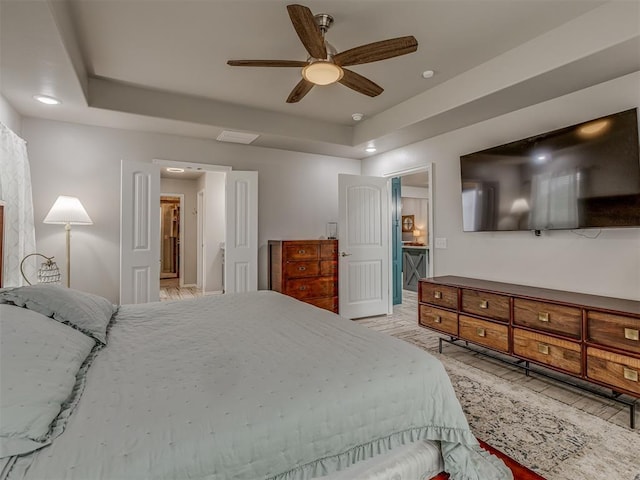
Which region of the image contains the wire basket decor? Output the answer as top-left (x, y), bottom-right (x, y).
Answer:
top-left (20, 253), bottom-right (62, 285)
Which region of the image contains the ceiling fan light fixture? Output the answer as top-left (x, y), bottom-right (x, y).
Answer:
top-left (302, 61), bottom-right (343, 85)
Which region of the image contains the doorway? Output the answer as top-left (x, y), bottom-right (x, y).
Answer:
top-left (384, 165), bottom-right (434, 308)
top-left (160, 196), bottom-right (181, 281)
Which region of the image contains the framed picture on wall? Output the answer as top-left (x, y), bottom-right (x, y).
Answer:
top-left (401, 215), bottom-right (414, 232)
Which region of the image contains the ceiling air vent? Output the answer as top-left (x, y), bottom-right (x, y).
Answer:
top-left (216, 131), bottom-right (260, 144)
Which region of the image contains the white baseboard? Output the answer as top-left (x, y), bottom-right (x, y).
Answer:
top-left (205, 290), bottom-right (223, 296)
top-left (182, 283), bottom-right (197, 288)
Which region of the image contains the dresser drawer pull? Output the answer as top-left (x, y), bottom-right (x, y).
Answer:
top-left (433, 315), bottom-right (442, 324)
top-left (538, 312), bottom-right (550, 322)
top-left (623, 367), bottom-right (638, 382)
top-left (624, 328), bottom-right (639, 341)
top-left (298, 286), bottom-right (308, 291)
top-left (479, 300), bottom-right (489, 309)
top-left (476, 327), bottom-right (486, 337)
top-left (537, 343), bottom-right (550, 355)
top-left (297, 249), bottom-right (306, 254)
top-left (298, 266), bottom-right (306, 271)
top-left (434, 291), bottom-right (442, 299)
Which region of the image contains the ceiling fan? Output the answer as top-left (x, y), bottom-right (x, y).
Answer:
top-left (227, 4), bottom-right (418, 103)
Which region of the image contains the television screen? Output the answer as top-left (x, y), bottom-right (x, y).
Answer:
top-left (460, 108), bottom-right (640, 232)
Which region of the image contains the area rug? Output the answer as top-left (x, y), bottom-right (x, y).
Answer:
top-left (357, 318), bottom-right (640, 480)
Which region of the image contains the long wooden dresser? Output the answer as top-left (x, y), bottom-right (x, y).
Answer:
top-left (268, 240), bottom-right (338, 313)
top-left (418, 276), bottom-right (639, 426)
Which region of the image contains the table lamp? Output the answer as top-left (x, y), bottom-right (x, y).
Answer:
top-left (43, 195), bottom-right (93, 288)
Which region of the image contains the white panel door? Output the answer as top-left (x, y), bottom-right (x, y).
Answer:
top-left (120, 160), bottom-right (160, 304)
top-left (338, 174), bottom-right (390, 319)
top-left (224, 171), bottom-right (258, 293)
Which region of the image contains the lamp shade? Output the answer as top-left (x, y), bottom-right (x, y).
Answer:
top-left (302, 61), bottom-right (344, 85)
top-left (43, 196), bottom-right (93, 225)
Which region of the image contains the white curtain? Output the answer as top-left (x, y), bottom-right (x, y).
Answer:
top-left (0, 122), bottom-right (37, 286)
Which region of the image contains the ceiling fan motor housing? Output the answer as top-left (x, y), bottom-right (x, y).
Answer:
top-left (314, 13), bottom-right (333, 34)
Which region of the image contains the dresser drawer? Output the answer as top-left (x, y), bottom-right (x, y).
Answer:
top-left (514, 299), bottom-right (581, 339)
top-left (419, 305), bottom-right (458, 336)
top-left (587, 347), bottom-right (640, 396)
top-left (284, 244), bottom-right (319, 261)
top-left (459, 315), bottom-right (509, 353)
top-left (461, 289), bottom-right (510, 322)
top-left (320, 242), bottom-right (338, 259)
top-left (306, 296), bottom-right (338, 313)
top-left (420, 283), bottom-right (457, 310)
top-left (587, 311), bottom-right (640, 355)
top-left (284, 261), bottom-right (319, 278)
top-left (513, 328), bottom-right (582, 375)
top-left (320, 260), bottom-right (338, 276)
top-left (285, 277), bottom-right (336, 299)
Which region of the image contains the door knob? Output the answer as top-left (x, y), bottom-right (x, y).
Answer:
top-left (340, 252), bottom-right (352, 257)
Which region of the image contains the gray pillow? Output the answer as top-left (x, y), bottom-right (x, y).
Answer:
top-left (0, 285), bottom-right (116, 344)
top-left (0, 304), bottom-right (96, 458)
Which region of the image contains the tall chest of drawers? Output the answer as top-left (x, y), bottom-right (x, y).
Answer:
top-left (268, 240), bottom-right (339, 313)
top-left (418, 276), bottom-right (640, 425)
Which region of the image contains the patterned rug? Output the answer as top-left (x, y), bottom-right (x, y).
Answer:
top-left (357, 316), bottom-right (640, 480)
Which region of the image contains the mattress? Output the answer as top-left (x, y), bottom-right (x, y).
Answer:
top-left (2, 290), bottom-right (510, 480)
top-left (325, 440), bottom-right (443, 480)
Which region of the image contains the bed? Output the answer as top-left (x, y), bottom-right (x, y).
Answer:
top-left (0, 285), bottom-right (511, 480)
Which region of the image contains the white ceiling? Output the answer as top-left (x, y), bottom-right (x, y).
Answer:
top-left (2, 0), bottom-right (639, 159)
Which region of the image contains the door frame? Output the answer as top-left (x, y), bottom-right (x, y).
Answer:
top-left (196, 189), bottom-right (205, 293)
top-left (160, 193), bottom-right (185, 286)
top-left (381, 163), bottom-right (434, 309)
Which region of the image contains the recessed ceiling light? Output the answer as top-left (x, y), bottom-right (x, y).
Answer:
top-left (352, 113), bottom-right (364, 121)
top-left (33, 94), bottom-right (61, 105)
top-left (365, 146), bottom-right (377, 153)
top-left (166, 167), bottom-right (185, 173)
top-left (421, 70), bottom-right (435, 79)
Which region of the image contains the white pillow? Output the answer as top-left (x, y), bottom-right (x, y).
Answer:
top-left (0, 304), bottom-right (95, 458)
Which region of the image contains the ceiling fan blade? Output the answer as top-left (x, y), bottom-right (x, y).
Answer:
top-left (286, 78), bottom-right (314, 103)
top-left (227, 60), bottom-right (308, 67)
top-left (339, 69), bottom-right (383, 97)
top-left (287, 4), bottom-right (327, 60)
top-left (333, 36), bottom-right (418, 66)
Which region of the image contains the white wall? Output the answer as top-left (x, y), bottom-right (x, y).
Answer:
top-left (363, 72), bottom-right (640, 301)
top-left (23, 118), bottom-right (361, 303)
top-left (160, 177), bottom-right (199, 285)
top-left (0, 94), bottom-right (21, 133)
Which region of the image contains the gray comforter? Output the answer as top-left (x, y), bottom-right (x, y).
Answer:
top-left (6, 291), bottom-right (510, 480)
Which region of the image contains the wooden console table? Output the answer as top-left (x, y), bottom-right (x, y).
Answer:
top-left (418, 276), bottom-right (639, 427)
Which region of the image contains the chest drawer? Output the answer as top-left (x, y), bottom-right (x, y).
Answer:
top-left (306, 296), bottom-right (338, 313)
top-left (420, 283), bottom-right (457, 310)
top-left (284, 244), bottom-right (319, 261)
top-left (459, 315), bottom-right (509, 353)
top-left (461, 289), bottom-right (510, 322)
top-left (514, 299), bottom-right (581, 339)
top-left (320, 260), bottom-right (338, 276)
top-left (284, 261), bottom-right (319, 278)
top-left (587, 347), bottom-right (640, 396)
top-left (513, 328), bottom-right (582, 375)
top-left (285, 277), bottom-right (336, 299)
top-left (587, 311), bottom-right (640, 355)
top-left (320, 242), bottom-right (338, 259)
top-left (419, 305), bottom-right (458, 336)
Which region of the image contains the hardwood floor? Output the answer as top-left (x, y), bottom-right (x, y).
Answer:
top-left (159, 278), bottom-right (203, 301)
top-left (378, 290), bottom-right (637, 430)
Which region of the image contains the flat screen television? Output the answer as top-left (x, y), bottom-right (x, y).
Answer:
top-left (460, 108), bottom-right (640, 232)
